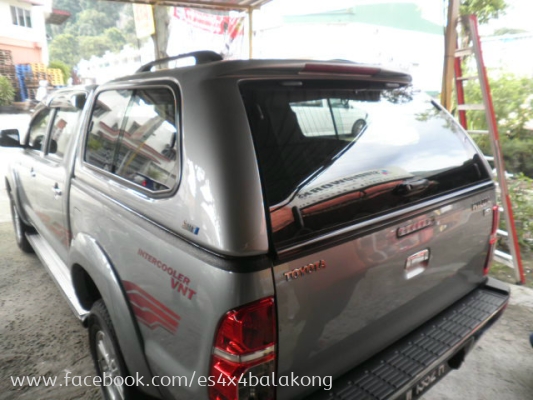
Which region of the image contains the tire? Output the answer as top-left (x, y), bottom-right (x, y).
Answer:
top-left (351, 119), bottom-right (367, 136)
top-left (88, 299), bottom-right (142, 400)
top-left (9, 197), bottom-right (34, 253)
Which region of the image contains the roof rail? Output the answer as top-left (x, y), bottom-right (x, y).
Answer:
top-left (136, 50), bottom-right (223, 73)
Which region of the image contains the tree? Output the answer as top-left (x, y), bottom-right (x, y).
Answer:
top-left (460, 0), bottom-right (508, 24)
top-left (0, 76), bottom-right (15, 106)
top-left (103, 28), bottom-right (127, 53)
top-left (465, 73), bottom-right (533, 176)
top-left (153, 6), bottom-right (171, 59)
top-left (49, 33), bottom-right (80, 67)
top-left (74, 9), bottom-right (112, 36)
top-left (46, 0), bottom-right (138, 69)
top-left (79, 36), bottom-right (114, 60)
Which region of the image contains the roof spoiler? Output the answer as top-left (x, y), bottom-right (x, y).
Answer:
top-left (137, 50), bottom-right (223, 73)
top-left (300, 62), bottom-right (412, 84)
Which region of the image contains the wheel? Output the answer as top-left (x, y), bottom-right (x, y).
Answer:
top-left (351, 119), bottom-right (367, 136)
top-left (88, 300), bottom-right (140, 400)
top-left (9, 197), bottom-right (34, 253)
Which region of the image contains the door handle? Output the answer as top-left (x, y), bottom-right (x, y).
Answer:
top-left (30, 167), bottom-right (36, 177)
top-left (405, 249), bottom-right (430, 279)
top-left (52, 183), bottom-right (62, 198)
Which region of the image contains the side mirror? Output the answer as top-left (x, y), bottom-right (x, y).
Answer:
top-left (0, 129), bottom-right (21, 147)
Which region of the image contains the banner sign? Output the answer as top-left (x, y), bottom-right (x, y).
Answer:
top-left (168, 7), bottom-right (246, 59)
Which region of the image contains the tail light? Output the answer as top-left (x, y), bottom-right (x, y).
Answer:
top-left (301, 63), bottom-right (380, 76)
top-left (209, 297), bottom-right (276, 400)
top-left (483, 205), bottom-right (500, 276)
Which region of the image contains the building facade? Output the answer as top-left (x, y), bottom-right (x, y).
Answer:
top-left (0, 0), bottom-right (51, 64)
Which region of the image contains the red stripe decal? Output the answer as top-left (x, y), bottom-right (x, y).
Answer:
top-left (123, 280), bottom-right (180, 334)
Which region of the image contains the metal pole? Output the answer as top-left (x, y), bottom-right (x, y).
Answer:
top-left (248, 7), bottom-right (253, 59)
top-left (152, 5), bottom-right (160, 59)
top-left (441, 0), bottom-right (459, 110)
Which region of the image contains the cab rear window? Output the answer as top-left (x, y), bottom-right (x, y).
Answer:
top-left (240, 82), bottom-right (490, 249)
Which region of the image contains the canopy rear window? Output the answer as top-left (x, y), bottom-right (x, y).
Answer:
top-left (240, 81), bottom-right (490, 249)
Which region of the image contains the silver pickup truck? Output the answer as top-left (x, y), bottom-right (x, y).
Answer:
top-left (1, 51), bottom-right (509, 400)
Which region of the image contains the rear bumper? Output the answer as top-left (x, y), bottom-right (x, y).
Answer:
top-left (305, 277), bottom-right (509, 400)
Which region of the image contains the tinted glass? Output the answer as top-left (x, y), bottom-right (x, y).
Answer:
top-left (114, 88), bottom-right (178, 191)
top-left (241, 83), bottom-right (490, 248)
top-left (27, 109), bottom-right (52, 151)
top-left (48, 108), bottom-right (81, 159)
top-left (291, 99), bottom-right (367, 137)
top-left (85, 90), bottom-right (131, 171)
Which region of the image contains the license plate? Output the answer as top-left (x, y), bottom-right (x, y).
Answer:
top-left (404, 362), bottom-right (450, 400)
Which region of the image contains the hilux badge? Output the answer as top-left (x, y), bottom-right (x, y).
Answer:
top-left (397, 218), bottom-right (434, 238)
top-left (284, 260), bottom-right (326, 281)
top-left (472, 198), bottom-right (491, 211)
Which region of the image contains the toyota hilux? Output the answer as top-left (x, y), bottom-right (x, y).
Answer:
top-left (1, 51), bottom-right (509, 400)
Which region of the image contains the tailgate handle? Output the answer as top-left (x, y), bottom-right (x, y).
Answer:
top-left (405, 249), bottom-right (430, 279)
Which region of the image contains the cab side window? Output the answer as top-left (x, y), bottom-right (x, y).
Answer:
top-left (85, 90), bottom-right (131, 171)
top-left (48, 108), bottom-right (82, 159)
top-left (27, 109), bottom-right (52, 151)
top-left (114, 88), bottom-right (178, 191)
top-left (84, 86), bottom-right (180, 193)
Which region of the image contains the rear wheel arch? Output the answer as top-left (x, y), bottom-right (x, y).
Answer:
top-left (69, 234), bottom-right (162, 398)
top-left (72, 264), bottom-right (102, 313)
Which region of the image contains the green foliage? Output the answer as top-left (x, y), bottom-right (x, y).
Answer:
top-left (78, 36), bottom-right (113, 60)
top-left (46, 0), bottom-right (135, 68)
top-left (464, 73), bottom-right (533, 176)
top-left (499, 174), bottom-right (533, 251)
top-left (493, 27), bottom-right (527, 36)
top-left (49, 33), bottom-right (80, 67)
top-left (74, 9), bottom-right (111, 36)
top-left (0, 76), bottom-right (15, 106)
top-left (466, 74), bottom-right (533, 138)
top-left (463, 72), bottom-right (533, 252)
top-left (103, 28), bottom-right (127, 52)
top-left (460, 0), bottom-right (508, 24)
top-left (49, 60), bottom-right (71, 85)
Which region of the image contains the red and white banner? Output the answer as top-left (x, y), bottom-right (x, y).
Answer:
top-left (168, 7), bottom-right (246, 59)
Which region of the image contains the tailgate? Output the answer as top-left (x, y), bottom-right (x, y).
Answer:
top-left (274, 189), bottom-right (494, 399)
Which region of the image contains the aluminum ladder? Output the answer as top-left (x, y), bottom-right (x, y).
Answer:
top-left (453, 14), bottom-right (525, 284)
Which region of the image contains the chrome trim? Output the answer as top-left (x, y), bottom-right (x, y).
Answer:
top-left (279, 181), bottom-right (494, 255)
top-left (213, 345), bottom-right (276, 364)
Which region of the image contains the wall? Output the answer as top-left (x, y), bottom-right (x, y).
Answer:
top-left (77, 42), bottom-right (155, 85)
top-left (0, 0), bottom-right (50, 64)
